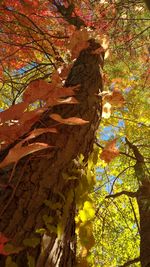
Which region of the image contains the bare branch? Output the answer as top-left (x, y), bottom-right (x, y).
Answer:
top-left (52, 0), bottom-right (85, 29)
top-left (129, 198), bottom-right (140, 234)
top-left (119, 256), bottom-right (140, 267)
top-left (125, 137), bottom-right (144, 162)
top-left (106, 190), bottom-right (137, 199)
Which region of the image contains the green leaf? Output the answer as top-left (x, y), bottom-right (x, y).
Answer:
top-left (79, 201), bottom-right (95, 223)
top-left (5, 256), bottom-right (18, 267)
top-left (35, 228), bottom-right (46, 235)
top-left (23, 237), bottom-right (40, 248)
top-left (43, 215), bottom-right (53, 224)
top-left (27, 254), bottom-right (35, 267)
top-left (44, 200), bottom-right (62, 210)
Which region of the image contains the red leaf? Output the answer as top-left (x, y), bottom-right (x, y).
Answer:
top-left (50, 114), bottom-right (89, 125)
top-left (0, 233), bottom-right (9, 255)
top-left (0, 233), bottom-right (8, 244)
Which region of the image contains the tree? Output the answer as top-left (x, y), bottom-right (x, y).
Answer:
top-left (90, 9), bottom-right (149, 265)
top-left (0, 1), bottom-right (149, 267)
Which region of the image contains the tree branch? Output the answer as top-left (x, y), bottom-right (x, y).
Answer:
top-left (119, 256), bottom-right (140, 267)
top-left (129, 198), bottom-right (140, 234)
top-left (52, 0), bottom-right (85, 29)
top-left (106, 190), bottom-right (137, 199)
top-left (125, 137), bottom-right (144, 162)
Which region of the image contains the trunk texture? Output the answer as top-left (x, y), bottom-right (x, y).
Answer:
top-left (125, 138), bottom-right (150, 267)
top-left (137, 180), bottom-right (150, 267)
top-left (0, 40), bottom-right (104, 266)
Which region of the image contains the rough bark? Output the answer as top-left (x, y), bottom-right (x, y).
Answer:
top-left (0, 40), bottom-right (104, 267)
top-left (137, 181), bottom-right (150, 267)
top-left (125, 138), bottom-right (150, 267)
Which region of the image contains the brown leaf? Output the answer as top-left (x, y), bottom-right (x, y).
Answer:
top-left (0, 124), bottom-right (22, 145)
top-left (68, 29), bottom-right (89, 58)
top-left (56, 97), bottom-right (78, 105)
top-left (0, 109), bottom-right (49, 149)
top-left (25, 127), bottom-right (57, 140)
top-left (23, 80), bottom-right (53, 103)
top-left (100, 139), bottom-right (119, 163)
top-left (20, 108), bottom-right (46, 125)
top-left (50, 114), bottom-right (89, 125)
top-left (103, 91), bottom-right (125, 107)
top-left (0, 102), bottom-right (28, 123)
top-left (58, 65), bottom-right (72, 80)
top-left (0, 142), bottom-right (50, 168)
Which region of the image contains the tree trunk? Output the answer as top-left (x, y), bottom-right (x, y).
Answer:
top-left (0, 40), bottom-right (104, 267)
top-left (126, 139), bottom-right (150, 267)
top-left (137, 180), bottom-right (150, 267)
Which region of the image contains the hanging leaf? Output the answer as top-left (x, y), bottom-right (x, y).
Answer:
top-left (20, 108), bottom-right (46, 126)
top-left (23, 80), bottom-right (53, 103)
top-left (79, 201), bottom-right (95, 223)
top-left (0, 142), bottom-right (50, 169)
top-left (100, 138), bottom-right (119, 163)
top-left (0, 102), bottom-right (28, 123)
top-left (25, 127), bottom-right (58, 140)
top-left (50, 114), bottom-right (89, 125)
top-left (103, 91), bottom-right (125, 107)
top-left (68, 29), bottom-right (89, 58)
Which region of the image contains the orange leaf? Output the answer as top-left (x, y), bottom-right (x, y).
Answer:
top-left (68, 29), bottom-right (89, 58)
top-left (103, 91), bottom-right (125, 107)
top-left (58, 65), bottom-right (72, 80)
top-left (0, 109), bottom-right (49, 149)
top-left (50, 114), bottom-right (89, 125)
top-left (69, 29), bottom-right (89, 51)
top-left (0, 142), bottom-right (50, 168)
top-left (100, 139), bottom-right (119, 163)
top-left (23, 80), bottom-right (53, 103)
top-left (0, 102), bottom-right (28, 123)
top-left (0, 124), bottom-right (22, 145)
top-left (20, 108), bottom-right (46, 125)
top-left (25, 127), bottom-right (57, 141)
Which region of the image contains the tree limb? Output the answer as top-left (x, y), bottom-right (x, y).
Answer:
top-left (125, 137), bottom-right (144, 162)
top-left (119, 256), bottom-right (140, 267)
top-left (106, 190), bottom-right (137, 199)
top-left (52, 0), bottom-right (86, 29)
